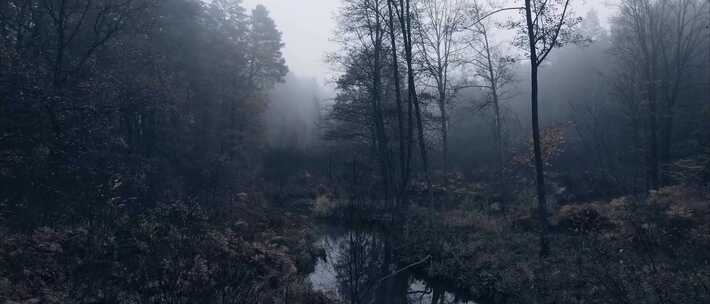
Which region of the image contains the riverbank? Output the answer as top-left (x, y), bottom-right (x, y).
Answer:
top-left (318, 182), bottom-right (710, 304)
top-left (0, 192), bottom-right (333, 303)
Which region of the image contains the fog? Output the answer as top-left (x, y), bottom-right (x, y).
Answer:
top-left (242, 0), bottom-right (341, 81)
top-left (242, 0), bottom-right (619, 79)
top-left (2, 0), bottom-right (709, 303)
top-left (248, 0), bottom-right (625, 154)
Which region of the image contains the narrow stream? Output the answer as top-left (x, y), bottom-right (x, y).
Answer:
top-left (308, 224), bottom-right (476, 304)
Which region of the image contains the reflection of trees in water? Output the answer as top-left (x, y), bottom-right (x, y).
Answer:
top-left (334, 230), bottom-right (383, 304)
top-left (327, 229), bottom-right (472, 304)
top-left (408, 280), bottom-right (467, 304)
top-left (332, 230), bottom-right (409, 304)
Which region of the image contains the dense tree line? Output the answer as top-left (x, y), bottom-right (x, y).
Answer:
top-left (325, 0), bottom-right (710, 254)
top-left (1, 0), bottom-right (287, 228)
top-left (0, 1), bottom-right (339, 302)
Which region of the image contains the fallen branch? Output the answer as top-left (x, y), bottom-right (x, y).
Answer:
top-left (364, 255), bottom-right (433, 304)
top-left (377, 255), bottom-right (432, 283)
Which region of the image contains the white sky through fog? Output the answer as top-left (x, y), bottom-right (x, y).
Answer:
top-left (241, 0), bottom-right (619, 83)
top-left (241, 0), bottom-right (342, 84)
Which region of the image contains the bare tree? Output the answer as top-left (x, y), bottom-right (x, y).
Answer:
top-left (466, 1), bottom-right (516, 192)
top-left (332, 0), bottom-right (396, 203)
top-left (656, 0), bottom-right (707, 182)
top-left (386, 0), bottom-right (411, 204)
top-left (612, 0), bottom-right (708, 189)
top-left (413, 0), bottom-right (468, 183)
top-left (35, 0), bottom-right (143, 87)
top-left (396, 0), bottom-right (432, 191)
top-left (519, 0), bottom-right (581, 257)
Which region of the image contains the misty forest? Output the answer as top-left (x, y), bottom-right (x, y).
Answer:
top-left (1, 0), bottom-right (710, 303)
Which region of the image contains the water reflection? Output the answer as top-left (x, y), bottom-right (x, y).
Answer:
top-left (309, 226), bottom-right (476, 304)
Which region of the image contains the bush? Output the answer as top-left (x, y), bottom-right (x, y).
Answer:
top-left (0, 201), bottom-right (318, 303)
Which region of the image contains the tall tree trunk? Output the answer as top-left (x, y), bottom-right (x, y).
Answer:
top-left (387, 0), bottom-right (408, 205)
top-left (492, 88), bottom-right (503, 188)
top-left (371, 0), bottom-right (393, 203)
top-left (396, 0), bottom-right (415, 190)
top-left (647, 49), bottom-right (660, 190)
top-left (438, 89), bottom-right (449, 185)
top-left (483, 27), bottom-right (504, 193)
top-left (402, 0), bottom-right (431, 191)
top-left (407, 77), bottom-right (414, 186)
top-left (525, 0), bottom-right (550, 258)
top-left (531, 63), bottom-right (550, 258)
top-left (660, 106), bottom-right (674, 184)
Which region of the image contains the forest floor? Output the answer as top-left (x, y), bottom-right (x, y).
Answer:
top-left (0, 183), bottom-right (334, 303)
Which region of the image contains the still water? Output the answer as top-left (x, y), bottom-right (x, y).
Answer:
top-left (308, 224), bottom-right (476, 304)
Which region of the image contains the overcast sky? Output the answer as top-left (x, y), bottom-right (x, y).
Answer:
top-left (241, 0), bottom-right (341, 83)
top-left (241, 0), bottom-right (619, 84)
